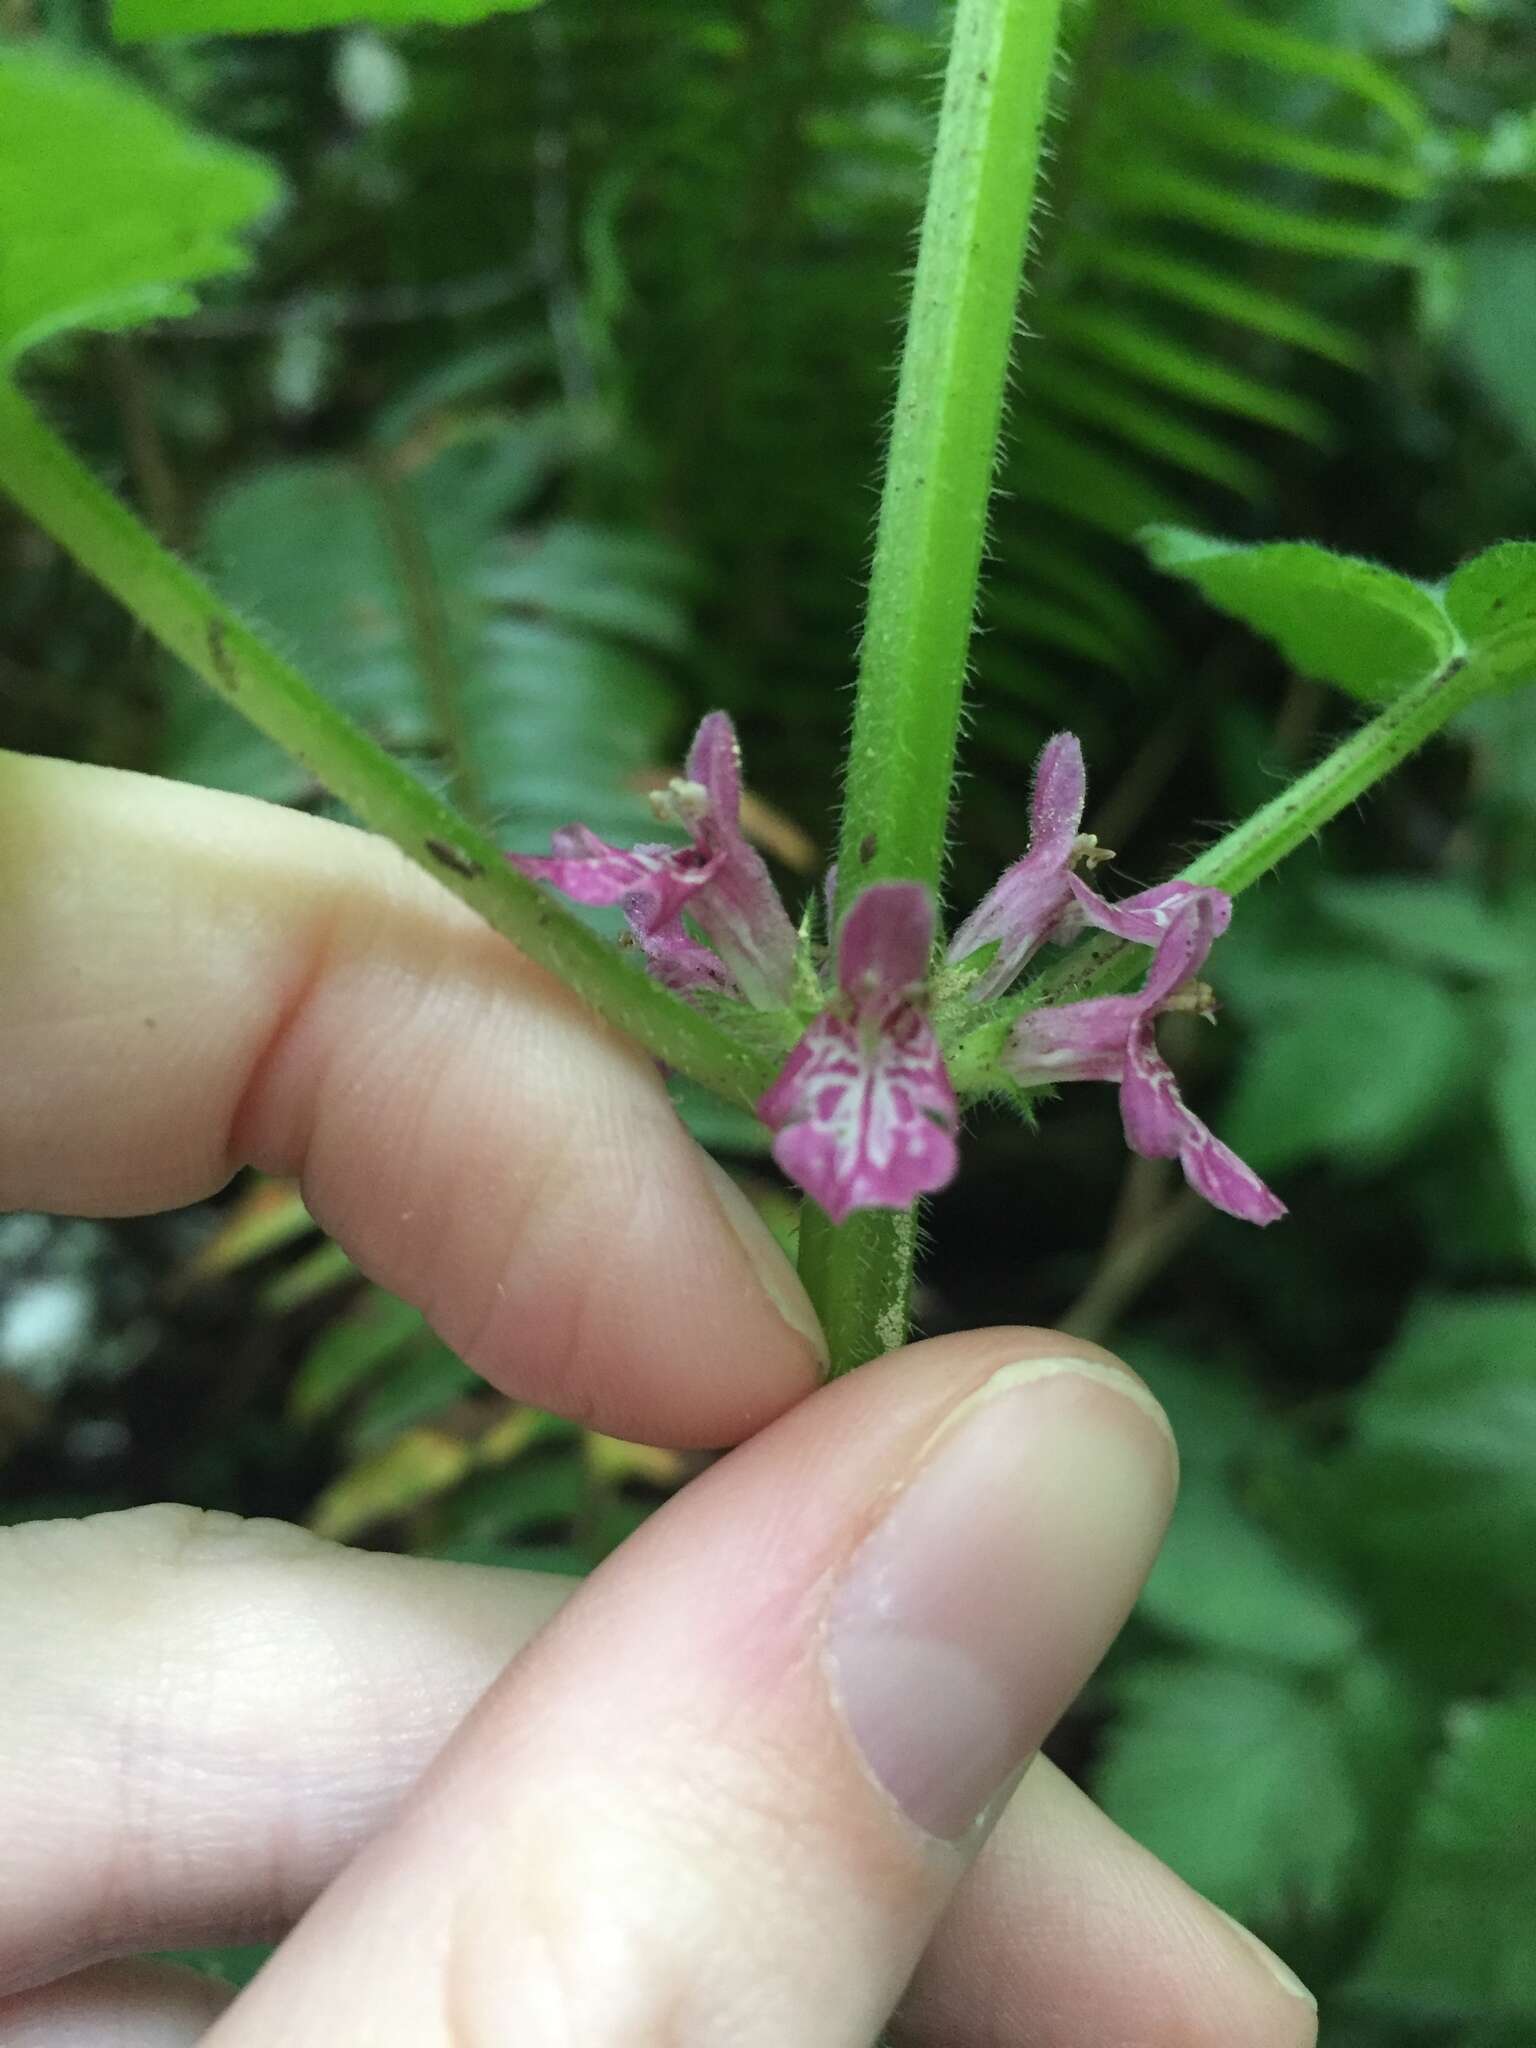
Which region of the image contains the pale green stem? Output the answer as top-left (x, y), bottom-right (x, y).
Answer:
top-left (802, 0), bottom-right (1067, 1375)
top-left (0, 380), bottom-right (782, 1106)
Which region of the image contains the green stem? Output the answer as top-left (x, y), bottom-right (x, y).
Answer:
top-left (836, 0), bottom-right (1064, 910)
top-left (1183, 654), bottom-right (1489, 893)
top-left (802, 0), bottom-right (1066, 1373)
top-left (960, 650), bottom-right (1493, 1061)
top-left (797, 1202), bottom-right (918, 1376)
top-left (0, 380), bottom-right (781, 1107)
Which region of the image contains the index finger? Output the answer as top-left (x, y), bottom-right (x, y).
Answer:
top-left (0, 751), bottom-right (824, 1445)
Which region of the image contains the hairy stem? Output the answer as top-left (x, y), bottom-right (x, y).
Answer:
top-left (801, 0), bottom-right (1066, 1373)
top-left (798, 1203), bottom-right (919, 1378)
top-left (836, 0), bottom-right (1063, 911)
top-left (0, 380), bottom-right (780, 1105)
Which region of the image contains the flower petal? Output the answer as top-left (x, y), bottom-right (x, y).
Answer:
top-left (637, 919), bottom-right (738, 998)
top-left (1121, 1023), bottom-right (1285, 1225)
top-left (1030, 731), bottom-right (1089, 862)
top-left (663, 712), bottom-right (798, 1007)
top-left (689, 833), bottom-right (799, 1008)
top-left (1136, 890), bottom-right (1226, 1006)
top-left (1064, 874), bottom-right (1233, 952)
top-left (1001, 995), bottom-right (1141, 1086)
top-left (837, 880), bottom-right (935, 1000)
top-left (511, 711), bottom-right (799, 1009)
top-left (686, 710), bottom-right (745, 824)
top-left (758, 1007), bottom-right (958, 1224)
top-left (509, 835), bottom-right (710, 931)
top-left (947, 735), bottom-right (1087, 1001)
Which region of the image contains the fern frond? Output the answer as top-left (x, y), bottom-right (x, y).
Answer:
top-left (1075, 242), bottom-right (1368, 370)
top-left (1130, 0), bottom-right (1428, 140)
top-left (1027, 357), bottom-right (1272, 499)
top-left (979, 0), bottom-right (1437, 708)
top-left (1010, 416), bottom-right (1189, 537)
top-left (997, 533), bottom-right (1174, 665)
top-left (450, 1), bottom-right (1445, 841)
top-left (1039, 303), bottom-right (1334, 442)
top-left (1100, 159), bottom-right (1418, 266)
top-left (1111, 74), bottom-right (1430, 198)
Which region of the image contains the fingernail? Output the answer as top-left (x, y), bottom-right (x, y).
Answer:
top-left (703, 1156), bottom-right (828, 1368)
top-left (826, 1355), bottom-right (1175, 1841)
top-left (1215, 1909), bottom-right (1318, 2011)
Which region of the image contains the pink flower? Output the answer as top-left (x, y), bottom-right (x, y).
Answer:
top-left (1002, 891), bottom-right (1284, 1226)
top-left (758, 883), bottom-right (959, 1225)
top-left (947, 733), bottom-right (1104, 999)
top-left (509, 712), bottom-right (798, 1008)
top-left (1058, 873), bottom-right (1231, 950)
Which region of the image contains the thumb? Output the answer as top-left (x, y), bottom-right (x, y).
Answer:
top-left (205, 1330), bottom-right (1176, 2048)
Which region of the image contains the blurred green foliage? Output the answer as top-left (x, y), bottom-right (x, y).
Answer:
top-left (2, 0), bottom-right (1535, 2038)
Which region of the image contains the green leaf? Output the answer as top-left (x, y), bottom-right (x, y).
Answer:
top-left (0, 47), bottom-right (279, 366)
top-left (1140, 1477), bottom-right (1361, 1671)
top-left (427, 1453), bottom-right (587, 1549)
top-left (1316, 878), bottom-right (1527, 979)
top-left (1445, 542), bottom-right (1536, 691)
top-left (288, 1290), bottom-right (426, 1426)
top-left (1371, 1296), bottom-right (1536, 1562)
top-left (1493, 995), bottom-right (1536, 1264)
top-left (115, 0), bottom-right (542, 36)
top-left (1143, 527), bottom-right (1457, 702)
top-left (156, 1948), bottom-right (272, 1989)
top-left (348, 1339), bottom-right (479, 1453)
top-left (1288, 1295), bottom-right (1536, 1684)
top-left (1096, 1661), bottom-right (1363, 1922)
top-left (1125, 1346), bottom-right (1361, 1669)
top-left (1447, 542), bottom-right (1536, 643)
top-left (1123, 1344), bottom-right (1264, 1472)
top-left (1223, 959), bottom-right (1472, 1170)
top-left (1354, 1701), bottom-right (1536, 2020)
top-left (1363, 1293), bottom-right (1536, 1473)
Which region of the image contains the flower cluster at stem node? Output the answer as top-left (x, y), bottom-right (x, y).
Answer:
top-left (510, 715), bottom-right (1284, 1231)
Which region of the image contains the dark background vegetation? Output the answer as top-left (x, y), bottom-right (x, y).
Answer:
top-left (2, 0), bottom-right (1535, 2035)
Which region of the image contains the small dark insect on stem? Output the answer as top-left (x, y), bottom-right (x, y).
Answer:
top-left (206, 619), bottom-right (238, 691)
top-left (424, 836), bottom-right (485, 881)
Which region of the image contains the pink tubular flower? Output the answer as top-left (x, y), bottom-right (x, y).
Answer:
top-left (509, 712), bottom-right (798, 1008)
top-left (1002, 892), bottom-right (1285, 1227)
top-left (758, 883), bottom-right (959, 1225)
top-left (946, 733), bottom-right (1102, 999)
top-left (1058, 873), bottom-right (1231, 950)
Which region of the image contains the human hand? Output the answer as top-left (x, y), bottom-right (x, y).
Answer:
top-left (0, 753), bottom-right (1317, 2046)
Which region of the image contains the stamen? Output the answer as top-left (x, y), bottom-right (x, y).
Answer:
top-left (1163, 979), bottom-right (1218, 1019)
top-left (1070, 833), bottom-right (1116, 870)
top-left (649, 776), bottom-right (710, 828)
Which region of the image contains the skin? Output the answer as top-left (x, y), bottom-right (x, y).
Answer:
top-left (0, 752), bottom-right (1318, 2046)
